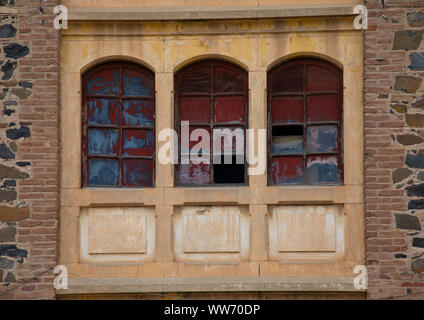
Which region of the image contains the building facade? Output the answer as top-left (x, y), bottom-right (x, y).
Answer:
top-left (0, 0), bottom-right (423, 299)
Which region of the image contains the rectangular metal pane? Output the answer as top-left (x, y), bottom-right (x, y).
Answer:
top-left (88, 99), bottom-right (119, 125)
top-left (212, 127), bottom-right (244, 155)
top-left (123, 129), bottom-right (154, 157)
top-left (122, 159), bottom-right (154, 187)
top-left (271, 97), bottom-right (303, 123)
top-left (123, 69), bottom-right (153, 97)
top-left (272, 135), bottom-right (303, 155)
top-left (306, 125), bottom-right (338, 153)
top-left (88, 129), bottom-right (119, 156)
top-left (181, 126), bottom-right (211, 156)
top-left (180, 97), bottom-right (211, 123)
top-left (306, 95), bottom-right (339, 122)
top-left (306, 155), bottom-right (339, 184)
top-left (306, 65), bottom-right (339, 92)
top-left (271, 65), bottom-right (303, 93)
top-left (88, 159), bottom-right (119, 186)
top-left (214, 97), bottom-right (245, 124)
top-left (179, 163), bottom-right (212, 185)
top-left (271, 156), bottom-right (303, 184)
top-left (87, 69), bottom-right (120, 95)
top-left (123, 100), bottom-right (154, 127)
top-left (179, 67), bottom-right (210, 93)
top-left (214, 67), bottom-right (245, 93)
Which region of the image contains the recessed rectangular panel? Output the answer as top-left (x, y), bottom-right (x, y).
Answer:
top-left (271, 65), bottom-right (303, 93)
top-left (306, 155), bottom-right (340, 184)
top-left (271, 156), bottom-right (303, 185)
top-left (179, 163), bottom-right (212, 185)
top-left (276, 209), bottom-right (336, 252)
top-left (123, 159), bottom-right (154, 187)
top-left (88, 159), bottom-right (119, 186)
top-left (122, 100), bottom-right (154, 127)
top-left (214, 97), bottom-right (245, 124)
top-left (182, 212), bottom-right (240, 253)
top-left (306, 125), bottom-right (338, 153)
top-left (179, 67), bottom-right (211, 93)
top-left (89, 215), bottom-right (146, 254)
top-left (306, 95), bottom-right (339, 122)
top-left (271, 97), bottom-right (303, 123)
top-left (87, 69), bottom-right (120, 95)
top-left (306, 65), bottom-right (339, 92)
top-left (123, 129), bottom-right (154, 157)
top-left (87, 99), bottom-right (119, 125)
top-left (88, 129), bottom-right (119, 155)
top-left (123, 69), bottom-right (153, 97)
top-left (180, 97), bottom-right (211, 123)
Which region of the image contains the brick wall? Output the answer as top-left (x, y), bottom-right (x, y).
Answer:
top-left (365, 0), bottom-right (424, 299)
top-left (0, 0), bottom-right (59, 299)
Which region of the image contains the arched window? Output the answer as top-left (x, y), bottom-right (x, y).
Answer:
top-left (268, 58), bottom-right (343, 185)
top-left (175, 60), bottom-right (248, 186)
top-left (82, 62), bottom-right (155, 187)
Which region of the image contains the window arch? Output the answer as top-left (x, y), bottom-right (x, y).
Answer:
top-left (175, 60), bottom-right (248, 186)
top-left (82, 61), bottom-right (155, 187)
top-left (267, 58), bottom-right (343, 185)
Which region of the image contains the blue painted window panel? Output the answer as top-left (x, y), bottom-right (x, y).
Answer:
top-left (306, 156), bottom-right (339, 184)
top-left (87, 69), bottom-right (120, 95)
top-left (122, 100), bottom-right (154, 127)
top-left (123, 69), bottom-right (153, 97)
top-left (89, 159), bottom-right (119, 186)
top-left (306, 125), bottom-right (338, 153)
top-left (87, 99), bottom-right (119, 125)
top-left (88, 129), bottom-right (119, 155)
top-left (123, 129), bottom-right (154, 157)
top-left (272, 136), bottom-right (303, 155)
top-left (123, 159), bottom-right (154, 187)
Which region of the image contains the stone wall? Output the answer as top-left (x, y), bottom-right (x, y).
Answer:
top-left (365, 0), bottom-right (424, 299)
top-left (0, 0), bottom-right (59, 299)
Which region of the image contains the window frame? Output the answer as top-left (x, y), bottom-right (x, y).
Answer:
top-left (174, 60), bottom-right (249, 187)
top-left (267, 58), bottom-right (344, 186)
top-left (81, 61), bottom-right (156, 188)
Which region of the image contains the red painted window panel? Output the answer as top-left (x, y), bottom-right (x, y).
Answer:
top-left (181, 126), bottom-right (212, 155)
top-left (271, 97), bottom-right (303, 123)
top-left (306, 95), bottom-right (339, 122)
top-left (175, 60), bottom-right (248, 186)
top-left (306, 65), bottom-right (340, 93)
top-left (122, 159), bottom-right (154, 187)
top-left (271, 156), bottom-right (304, 184)
top-left (270, 65), bottom-right (303, 93)
top-left (82, 62), bottom-right (155, 188)
top-left (214, 67), bottom-right (246, 93)
top-left (180, 97), bottom-right (211, 123)
top-left (268, 58), bottom-right (343, 185)
top-left (214, 97), bottom-right (245, 124)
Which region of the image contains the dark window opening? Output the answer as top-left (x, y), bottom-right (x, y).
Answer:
top-left (175, 60), bottom-right (248, 186)
top-left (214, 155), bottom-right (245, 184)
top-left (268, 58), bottom-right (343, 186)
top-left (82, 61), bottom-right (155, 188)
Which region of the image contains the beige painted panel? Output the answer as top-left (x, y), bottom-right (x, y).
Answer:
top-left (182, 211), bottom-right (241, 253)
top-left (276, 210), bottom-right (336, 252)
top-left (269, 205), bottom-right (345, 261)
top-left (80, 207), bottom-right (155, 262)
top-left (89, 215), bottom-right (147, 254)
top-left (174, 206), bottom-right (250, 262)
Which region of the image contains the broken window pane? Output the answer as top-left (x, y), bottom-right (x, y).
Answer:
top-left (272, 126), bottom-right (303, 155)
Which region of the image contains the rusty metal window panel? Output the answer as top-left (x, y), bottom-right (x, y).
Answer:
top-left (268, 58), bottom-right (343, 185)
top-left (82, 62), bottom-right (155, 188)
top-left (175, 60), bottom-right (248, 186)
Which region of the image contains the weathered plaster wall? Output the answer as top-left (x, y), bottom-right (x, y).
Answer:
top-left (0, 0), bottom-right (59, 299)
top-left (364, 0), bottom-right (424, 299)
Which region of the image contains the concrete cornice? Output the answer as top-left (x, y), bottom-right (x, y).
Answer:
top-left (67, 4), bottom-right (359, 21)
